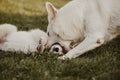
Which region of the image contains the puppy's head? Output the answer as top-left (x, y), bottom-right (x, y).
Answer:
top-left (49, 40), bottom-right (81, 55)
top-left (49, 42), bottom-right (68, 55)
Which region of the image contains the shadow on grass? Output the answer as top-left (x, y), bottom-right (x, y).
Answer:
top-left (0, 12), bottom-right (48, 31)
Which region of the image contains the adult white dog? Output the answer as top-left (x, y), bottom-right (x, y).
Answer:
top-left (46, 0), bottom-right (120, 60)
top-left (0, 24), bottom-right (48, 53)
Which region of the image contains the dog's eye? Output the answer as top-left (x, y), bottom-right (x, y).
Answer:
top-left (47, 32), bottom-right (50, 36)
top-left (56, 34), bottom-right (60, 37)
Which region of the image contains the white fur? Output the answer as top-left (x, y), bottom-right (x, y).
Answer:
top-left (46, 0), bottom-right (120, 60)
top-left (0, 24), bottom-right (48, 53)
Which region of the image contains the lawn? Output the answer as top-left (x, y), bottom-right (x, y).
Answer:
top-left (0, 0), bottom-right (120, 80)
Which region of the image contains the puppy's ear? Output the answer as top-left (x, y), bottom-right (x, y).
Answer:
top-left (46, 2), bottom-right (57, 22)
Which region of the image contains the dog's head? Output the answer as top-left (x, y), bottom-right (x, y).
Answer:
top-left (45, 2), bottom-right (84, 54)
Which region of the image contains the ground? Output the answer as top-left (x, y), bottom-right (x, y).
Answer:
top-left (0, 0), bottom-right (120, 80)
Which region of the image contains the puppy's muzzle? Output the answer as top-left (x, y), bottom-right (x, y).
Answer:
top-left (50, 42), bottom-right (68, 55)
top-left (53, 47), bottom-right (59, 52)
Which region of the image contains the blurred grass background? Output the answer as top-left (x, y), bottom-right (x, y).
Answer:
top-left (0, 0), bottom-right (120, 80)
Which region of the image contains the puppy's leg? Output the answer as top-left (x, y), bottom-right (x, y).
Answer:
top-left (0, 24), bottom-right (17, 42)
top-left (37, 39), bottom-right (43, 53)
top-left (58, 35), bottom-right (105, 60)
top-left (0, 34), bottom-right (7, 43)
top-left (37, 39), bottom-right (47, 53)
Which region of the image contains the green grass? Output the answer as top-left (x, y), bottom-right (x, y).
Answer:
top-left (0, 0), bottom-right (120, 80)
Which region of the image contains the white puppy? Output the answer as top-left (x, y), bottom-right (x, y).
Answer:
top-left (0, 24), bottom-right (48, 53)
top-left (46, 0), bottom-right (120, 60)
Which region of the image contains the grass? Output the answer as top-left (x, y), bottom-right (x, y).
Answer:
top-left (0, 0), bottom-right (120, 80)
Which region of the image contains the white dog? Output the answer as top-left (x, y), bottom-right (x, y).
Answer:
top-left (0, 24), bottom-right (48, 53)
top-left (46, 0), bottom-right (120, 60)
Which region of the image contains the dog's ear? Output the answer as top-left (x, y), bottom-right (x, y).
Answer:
top-left (46, 2), bottom-right (57, 22)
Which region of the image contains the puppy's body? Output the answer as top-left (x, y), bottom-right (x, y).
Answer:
top-left (0, 24), bottom-right (48, 53)
top-left (46, 0), bottom-right (120, 60)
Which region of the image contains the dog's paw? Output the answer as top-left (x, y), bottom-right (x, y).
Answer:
top-left (58, 55), bottom-right (70, 60)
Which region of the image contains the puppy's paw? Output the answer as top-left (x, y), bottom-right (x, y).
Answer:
top-left (37, 44), bottom-right (42, 52)
top-left (37, 39), bottom-right (44, 53)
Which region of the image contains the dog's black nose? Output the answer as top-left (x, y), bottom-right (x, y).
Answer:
top-left (53, 47), bottom-right (59, 52)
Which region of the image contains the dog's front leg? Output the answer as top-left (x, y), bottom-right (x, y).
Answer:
top-left (58, 35), bottom-right (105, 60)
